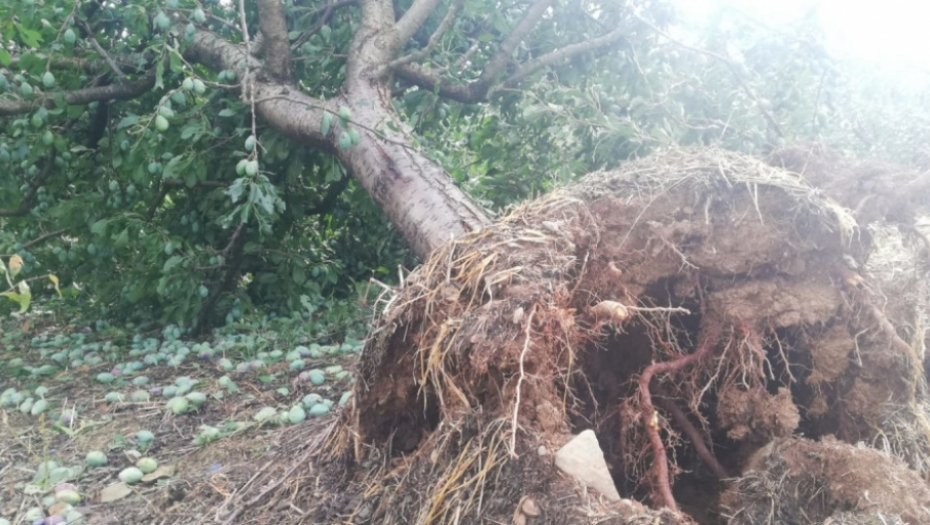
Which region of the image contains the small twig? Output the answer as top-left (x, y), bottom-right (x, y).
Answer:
top-left (0, 229), bottom-right (70, 258)
top-left (385, 0), bottom-right (464, 72)
top-left (632, 12), bottom-right (784, 138)
top-left (77, 20), bottom-right (126, 82)
top-left (509, 305), bottom-right (537, 458)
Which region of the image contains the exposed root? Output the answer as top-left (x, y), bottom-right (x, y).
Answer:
top-left (658, 395), bottom-right (730, 480)
top-left (637, 324), bottom-right (724, 510)
top-left (217, 147), bottom-right (930, 524)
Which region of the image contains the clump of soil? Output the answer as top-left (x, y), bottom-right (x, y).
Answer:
top-left (232, 147), bottom-right (930, 524)
top-left (723, 436), bottom-right (930, 524)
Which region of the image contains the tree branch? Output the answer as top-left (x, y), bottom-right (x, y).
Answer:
top-left (501, 27), bottom-right (628, 88)
top-left (77, 20), bottom-right (127, 82)
top-left (0, 152), bottom-right (56, 217)
top-left (391, 0), bottom-right (555, 103)
top-left (393, 63), bottom-right (480, 102)
top-left (195, 222), bottom-right (248, 331)
top-left (257, 0), bottom-right (292, 80)
top-left (392, 0), bottom-right (445, 51)
top-left (0, 71), bottom-right (155, 117)
top-left (185, 30), bottom-right (335, 152)
top-left (0, 229), bottom-right (72, 258)
top-left (162, 180), bottom-right (229, 189)
top-left (631, 12), bottom-right (785, 138)
top-left (9, 55), bottom-right (92, 70)
top-left (387, 0), bottom-right (463, 71)
top-left (475, 0), bottom-right (552, 88)
top-left (306, 176), bottom-right (351, 215)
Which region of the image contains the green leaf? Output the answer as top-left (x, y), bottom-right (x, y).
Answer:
top-left (91, 219), bottom-right (110, 237)
top-left (15, 23), bottom-right (43, 48)
top-left (1, 290), bottom-right (31, 313)
top-left (0, 49), bottom-right (10, 67)
top-left (117, 115), bottom-right (139, 130)
top-left (161, 155), bottom-right (189, 180)
top-left (163, 256), bottom-right (184, 273)
top-left (115, 228), bottom-right (130, 249)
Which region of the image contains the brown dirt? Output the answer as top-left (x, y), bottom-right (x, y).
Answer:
top-left (723, 436), bottom-right (930, 524)
top-left (225, 146), bottom-right (930, 524)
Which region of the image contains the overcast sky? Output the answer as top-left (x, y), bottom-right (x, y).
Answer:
top-left (674, 0), bottom-right (930, 84)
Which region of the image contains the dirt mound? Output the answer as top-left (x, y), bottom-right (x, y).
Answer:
top-left (228, 147), bottom-right (930, 524)
top-left (723, 436), bottom-right (930, 524)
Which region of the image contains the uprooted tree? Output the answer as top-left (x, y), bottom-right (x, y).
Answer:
top-left (249, 147), bottom-right (927, 525)
top-left (5, 0), bottom-right (926, 327)
top-left (3, 0), bottom-right (930, 522)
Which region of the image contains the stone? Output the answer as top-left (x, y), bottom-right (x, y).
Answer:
top-left (554, 429), bottom-right (620, 501)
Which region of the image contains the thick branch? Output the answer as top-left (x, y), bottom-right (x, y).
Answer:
top-left (257, 0), bottom-right (292, 79)
top-left (184, 30), bottom-right (334, 153)
top-left (392, 1), bottom-right (627, 104)
top-left (0, 71), bottom-right (155, 116)
top-left (476, 0), bottom-right (552, 88)
top-left (306, 176), bottom-right (351, 215)
top-left (502, 27), bottom-right (627, 88)
top-left (393, 63), bottom-right (481, 103)
top-left (388, 0), bottom-right (463, 71)
top-left (392, 0), bottom-right (445, 51)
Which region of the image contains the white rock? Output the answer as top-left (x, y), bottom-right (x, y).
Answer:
top-left (554, 429), bottom-right (620, 501)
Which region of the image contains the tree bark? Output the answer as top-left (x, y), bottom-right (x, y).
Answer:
top-left (333, 82), bottom-right (488, 258)
top-left (186, 22), bottom-right (488, 259)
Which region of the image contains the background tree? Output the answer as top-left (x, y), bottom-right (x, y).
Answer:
top-left (0, 0), bottom-right (926, 328)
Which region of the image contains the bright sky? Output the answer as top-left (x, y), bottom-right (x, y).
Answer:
top-left (675, 0), bottom-right (930, 84)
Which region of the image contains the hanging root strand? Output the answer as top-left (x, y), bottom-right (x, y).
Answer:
top-left (637, 324), bottom-right (724, 510)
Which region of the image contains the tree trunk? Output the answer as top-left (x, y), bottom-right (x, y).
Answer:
top-left (334, 83), bottom-right (488, 259)
top-left (187, 24), bottom-right (489, 260)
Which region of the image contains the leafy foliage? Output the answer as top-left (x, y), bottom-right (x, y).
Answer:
top-left (0, 0), bottom-right (926, 328)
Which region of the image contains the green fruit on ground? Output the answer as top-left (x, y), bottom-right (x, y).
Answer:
top-left (119, 467), bottom-right (144, 484)
top-left (309, 403), bottom-right (330, 416)
top-left (136, 457), bottom-right (158, 474)
top-left (166, 396), bottom-right (189, 414)
top-left (86, 451), bottom-right (107, 467)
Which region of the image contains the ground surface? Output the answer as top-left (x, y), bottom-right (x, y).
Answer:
top-left (0, 314), bottom-right (360, 525)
